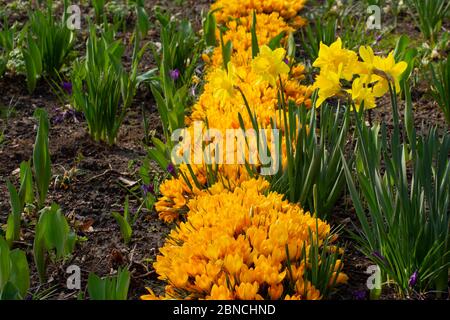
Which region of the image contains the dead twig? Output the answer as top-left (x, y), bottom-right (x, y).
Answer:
top-left (82, 164), bottom-right (113, 184)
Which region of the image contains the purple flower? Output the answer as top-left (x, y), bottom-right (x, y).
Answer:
top-left (52, 114), bottom-right (65, 125)
top-left (169, 69), bottom-right (180, 81)
top-left (284, 58), bottom-right (289, 65)
top-left (353, 290), bottom-right (367, 300)
top-left (141, 184), bottom-right (154, 196)
top-left (69, 109), bottom-right (83, 122)
top-left (167, 163), bottom-right (176, 177)
top-left (62, 81), bottom-right (72, 95)
top-left (376, 34), bottom-right (382, 43)
top-left (51, 108), bottom-right (83, 125)
top-left (372, 251), bottom-right (386, 263)
top-left (408, 270), bottom-right (418, 288)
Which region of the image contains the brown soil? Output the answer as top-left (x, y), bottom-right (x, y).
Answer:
top-left (0, 0), bottom-right (211, 300)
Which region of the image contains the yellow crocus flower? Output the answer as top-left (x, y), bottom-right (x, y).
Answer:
top-left (223, 253), bottom-right (244, 274)
top-left (235, 282), bottom-right (259, 300)
top-left (209, 284), bottom-right (233, 299)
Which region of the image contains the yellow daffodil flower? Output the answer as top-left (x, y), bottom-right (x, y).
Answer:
top-left (346, 77), bottom-right (377, 110)
top-left (373, 52), bottom-right (408, 93)
top-left (313, 38), bottom-right (359, 81)
top-left (359, 46), bottom-right (408, 93)
top-left (313, 64), bottom-right (343, 107)
top-left (359, 45), bottom-right (376, 73)
top-left (210, 62), bottom-right (238, 102)
top-left (252, 45), bottom-right (290, 87)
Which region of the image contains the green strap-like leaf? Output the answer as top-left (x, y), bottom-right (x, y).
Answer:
top-left (33, 108), bottom-right (51, 208)
top-left (9, 249), bottom-right (30, 299)
top-left (18, 161), bottom-right (34, 206)
top-left (0, 237), bottom-right (11, 292)
top-left (115, 268), bottom-right (130, 300)
top-left (251, 11), bottom-right (259, 58)
top-left (88, 273), bottom-right (106, 300)
top-left (6, 180), bottom-right (22, 245)
top-left (112, 212), bottom-right (132, 245)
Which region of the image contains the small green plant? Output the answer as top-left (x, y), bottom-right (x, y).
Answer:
top-left (22, 30), bottom-right (42, 94)
top-left (147, 11), bottom-right (203, 167)
top-left (91, 0), bottom-right (106, 22)
top-left (343, 84), bottom-right (450, 298)
top-left (339, 16), bottom-right (373, 52)
top-left (0, 236), bottom-right (30, 300)
top-left (33, 204), bottom-right (76, 282)
top-left (301, 226), bottom-right (346, 298)
top-left (388, 0), bottom-right (402, 27)
top-left (18, 160), bottom-right (34, 206)
top-left (151, 8), bottom-right (200, 86)
top-left (0, 104), bottom-right (14, 145)
top-left (272, 102), bottom-right (350, 219)
top-left (4, 108), bottom-right (51, 246)
top-left (301, 16), bottom-right (337, 63)
top-left (407, 0), bottom-right (450, 44)
top-left (88, 267), bottom-right (130, 300)
top-left (72, 18), bottom-right (149, 145)
top-left (5, 179), bottom-right (24, 246)
top-left (203, 10), bottom-right (217, 47)
top-left (105, 0), bottom-right (133, 33)
top-left (21, 1), bottom-right (75, 92)
top-left (138, 159), bottom-right (157, 211)
top-left (393, 35), bottom-right (418, 93)
top-left (33, 108), bottom-right (51, 208)
top-left (430, 55), bottom-right (450, 125)
top-left (5, 161), bottom-right (34, 246)
top-left (0, 18), bottom-right (15, 77)
top-left (112, 197), bottom-right (133, 245)
top-left (72, 27), bottom-right (124, 145)
top-left (220, 33), bottom-right (233, 70)
top-left (132, 0), bottom-right (151, 49)
top-left (4, 109), bottom-right (50, 246)
top-left (149, 77), bottom-right (190, 150)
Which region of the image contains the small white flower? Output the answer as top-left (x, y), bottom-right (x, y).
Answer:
top-left (431, 49), bottom-right (439, 59)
